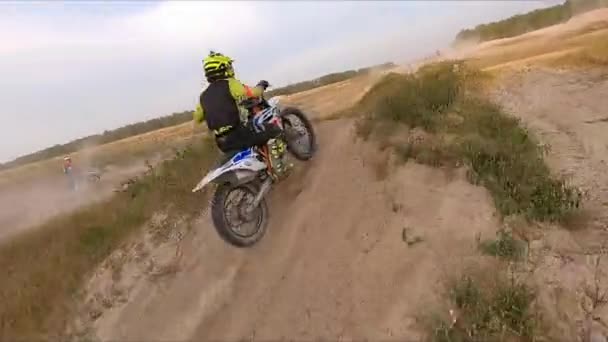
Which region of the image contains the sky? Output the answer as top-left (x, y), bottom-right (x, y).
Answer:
top-left (0, 0), bottom-right (560, 162)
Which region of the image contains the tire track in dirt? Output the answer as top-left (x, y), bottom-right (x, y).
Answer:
top-left (192, 120), bottom-right (501, 340)
top-left (84, 119), bottom-right (502, 341)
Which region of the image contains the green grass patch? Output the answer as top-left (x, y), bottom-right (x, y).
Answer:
top-left (356, 62), bottom-right (463, 133)
top-left (430, 272), bottom-right (538, 341)
top-left (479, 229), bottom-right (526, 261)
top-left (355, 60), bottom-right (582, 222)
top-left (395, 137), bottom-right (461, 168)
top-left (457, 99), bottom-right (582, 222)
top-left (0, 138), bottom-right (218, 339)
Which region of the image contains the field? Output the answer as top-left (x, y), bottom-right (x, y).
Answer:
top-left (458, 8), bottom-right (608, 71)
top-left (2, 7), bottom-right (608, 341)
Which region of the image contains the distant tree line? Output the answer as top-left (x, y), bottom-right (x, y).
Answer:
top-left (0, 110), bottom-right (193, 171)
top-left (453, 0), bottom-right (607, 45)
top-left (1, 61), bottom-right (396, 171)
top-left (266, 62), bottom-right (396, 97)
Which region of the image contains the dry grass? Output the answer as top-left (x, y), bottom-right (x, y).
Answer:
top-left (0, 138), bottom-right (217, 339)
top-left (543, 29), bottom-right (608, 67)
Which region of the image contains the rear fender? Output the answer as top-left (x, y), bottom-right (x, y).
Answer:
top-left (192, 168), bottom-right (258, 193)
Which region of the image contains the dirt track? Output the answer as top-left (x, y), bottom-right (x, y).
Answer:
top-left (0, 157), bottom-right (158, 241)
top-left (9, 9), bottom-right (608, 339)
top-left (73, 37), bottom-right (608, 340)
top-left (77, 118), bottom-right (502, 341)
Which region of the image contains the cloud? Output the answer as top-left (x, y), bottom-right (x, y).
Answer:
top-left (119, 1), bottom-right (260, 53)
top-left (262, 1), bottom-right (552, 84)
top-left (0, 1), bottom-right (552, 162)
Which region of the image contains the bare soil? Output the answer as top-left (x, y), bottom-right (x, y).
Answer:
top-left (72, 119), bottom-right (503, 341)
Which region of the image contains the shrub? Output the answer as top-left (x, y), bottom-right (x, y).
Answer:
top-left (355, 60), bottom-right (582, 222)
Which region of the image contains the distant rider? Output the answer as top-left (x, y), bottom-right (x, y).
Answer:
top-left (63, 155), bottom-right (78, 191)
top-left (193, 51), bottom-right (292, 179)
top-left (63, 155), bottom-right (72, 172)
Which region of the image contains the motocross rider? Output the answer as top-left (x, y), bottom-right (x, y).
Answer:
top-left (63, 155), bottom-right (72, 173)
top-left (193, 51), bottom-right (291, 179)
top-left (63, 155), bottom-right (77, 191)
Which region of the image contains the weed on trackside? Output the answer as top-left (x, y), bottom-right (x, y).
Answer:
top-left (478, 229), bottom-right (526, 261)
top-left (0, 138), bottom-right (217, 340)
top-left (429, 272), bottom-right (538, 341)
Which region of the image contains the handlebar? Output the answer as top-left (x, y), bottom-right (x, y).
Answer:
top-left (239, 94), bottom-right (269, 110)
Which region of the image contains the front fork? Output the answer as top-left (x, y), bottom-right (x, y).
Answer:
top-left (253, 177), bottom-right (273, 208)
top-left (246, 177), bottom-right (273, 214)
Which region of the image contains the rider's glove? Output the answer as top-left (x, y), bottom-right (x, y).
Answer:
top-left (256, 80), bottom-right (270, 90)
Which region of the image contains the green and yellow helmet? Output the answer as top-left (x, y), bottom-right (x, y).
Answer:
top-left (203, 51), bottom-right (234, 81)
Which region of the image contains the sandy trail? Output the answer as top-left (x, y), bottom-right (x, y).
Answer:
top-left (83, 118), bottom-right (501, 341)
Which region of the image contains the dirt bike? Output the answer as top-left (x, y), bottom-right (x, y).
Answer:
top-left (192, 95), bottom-right (317, 247)
top-left (64, 168), bottom-right (101, 192)
top-left (85, 169), bottom-right (101, 183)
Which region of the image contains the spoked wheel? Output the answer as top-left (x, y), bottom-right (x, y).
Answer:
top-left (280, 107), bottom-right (317, 161)
top-left (210, 183), bottom-right (268, 247)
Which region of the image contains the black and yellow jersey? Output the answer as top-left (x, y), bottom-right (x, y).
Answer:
top-left (194, 78), bottom-right (263, 135)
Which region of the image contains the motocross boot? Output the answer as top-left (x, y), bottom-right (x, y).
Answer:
top-left (267, 138), bottom-right (293, 180)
